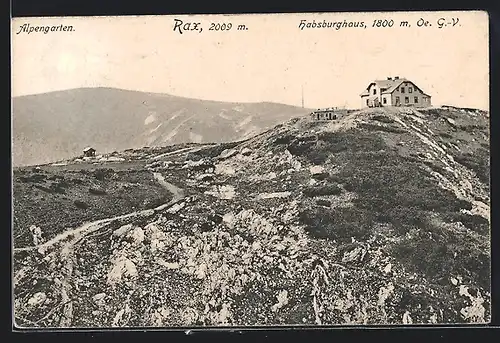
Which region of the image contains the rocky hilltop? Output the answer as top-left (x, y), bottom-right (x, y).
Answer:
top-left (13, 105), bottom-right (490, 327)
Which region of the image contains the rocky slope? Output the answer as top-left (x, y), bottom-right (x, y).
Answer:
top-left (13, 105), bottom-right (490, 327)
top-left (12, 88), bottom-right (310, 167)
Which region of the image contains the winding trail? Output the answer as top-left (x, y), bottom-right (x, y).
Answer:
top-left (14, 172), bottom-right (185, 254)
top-left (148, 145), bottom-right (208, 161)
top-left (14, 170), bottom-right (187, 327)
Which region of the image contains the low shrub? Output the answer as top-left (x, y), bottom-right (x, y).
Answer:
top-left (93, 168), bottom-right (115, 181)
top-left (311, 172), bottom-right (330, 180)
top-left (274, 134), bottom-right (294, 145)
top-left (303, 184), bottom-right (342, 197)
top-left (74, 200), bottom-right (89, 209)
top-left (89, 187), bottom-right (107, 195)
top-left (358, 122), bottom-right (407, 134)
top-left (371, 114), bottom-right (395, 124)
top-left (438, 132), bottom-right (453, 139)
top-left (458, 124), bottom-right (488, 133)
top-left (315, 199), bottom-right (331, 207)
top-left (442, 212), bottom-right (490, 235)
top-left (453, 149), bottom-right (490, 184)
top-left (298, 206), bottom-right (374, 242)
top-left (391, 228), bottom-right (490, 289)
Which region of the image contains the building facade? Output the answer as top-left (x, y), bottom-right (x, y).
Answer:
top-left (310, 107), bottom-right (348, 121)
top-left (360, 77), bottom-right (432, 108)
top-left (83, 147), bottom-right (96, 157)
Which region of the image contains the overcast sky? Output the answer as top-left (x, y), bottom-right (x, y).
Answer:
top-left (11, 11), bottom-right (489, 110)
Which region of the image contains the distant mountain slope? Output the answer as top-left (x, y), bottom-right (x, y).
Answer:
top-left (12, 88), bottom-right (311, 166)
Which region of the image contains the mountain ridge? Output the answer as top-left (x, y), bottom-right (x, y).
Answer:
top-left (12, 87), bottom-right (312, 167)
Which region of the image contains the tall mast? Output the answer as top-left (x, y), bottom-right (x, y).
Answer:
top-left (301, 85), bottom-right (304, 108)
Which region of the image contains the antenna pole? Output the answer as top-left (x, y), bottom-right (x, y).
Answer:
top-left (301, 85), bottom-right (304, 108)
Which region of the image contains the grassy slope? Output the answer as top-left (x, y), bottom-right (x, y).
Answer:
top-left (13, 106), bottom-right (490, 327)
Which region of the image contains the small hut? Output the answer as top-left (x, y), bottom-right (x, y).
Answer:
top-left (83, 147), bottom-right (96, 157)
top-left (310, 107), bottom-right (348, 121)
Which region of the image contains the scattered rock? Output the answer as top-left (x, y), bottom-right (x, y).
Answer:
top-left (157, 258), bottom-right (180, 270)
top-left (195, 263), bottom-right (208, 279)
top-left (256, 192), bottom-right (291, 200)
top-left (446, 117), bottom-right (457, 127)
top-left (402, 311), bottom-right (413, 324)
top-left (27, 292), bottom-right (47, 307)
top-left (342, 246), bottom-right (366, 263)
top-left (240, 147), bottom-right (252, 156)
top-left (219, 149), bottom-right (238, 160)
top-left (377, 283), bottom-right (395, 306)
top-left (29, 225), bottom-right (44, 245)
top-left (195, 174), bottom-right (214, 182)
top-left (214, 164), bottom-right (236, 175)
top-left (183, 159), bottom-right (215, 172)
top-left (209, 213), bottom-right (224, 225)
top-left (127, 227), bottom-right (145, 245)
top-left (92, 293), bottom-right (106, 303)
top-left (112, 308), bottom-right (126, 327)
top-left (309, 165), bottom-right (325, 175)
top-left (167, 202), bottom-right (185, 214)
top-left (222, 212), bottom-right (235, 226)
top-left (107, 256), bottom-right (139, 286)
top-left (291, 160), bottom-right (302, 171)
top-left (113, 224), bottom-right (134, 238)
top-left (271, 290), bottom-right (289, 312)
top-left (205, 185), bottom-right (236, 200)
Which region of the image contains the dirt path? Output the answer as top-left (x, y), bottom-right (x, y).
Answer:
top-left (149, 145), bottom-right (208, 161)
top-left (14, 173), bottom-right (185, 254)
top-left (14, 171), bottom-right (186, 327)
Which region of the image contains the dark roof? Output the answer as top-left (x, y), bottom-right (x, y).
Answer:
top-left (83, 147), bottom-right (95, 152)
top-left (361, 78), bottom-right (431, 97)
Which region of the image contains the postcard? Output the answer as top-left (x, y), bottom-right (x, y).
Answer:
top-left (11, 11), bottom-right (490, 328)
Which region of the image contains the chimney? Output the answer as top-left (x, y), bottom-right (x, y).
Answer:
top-left (387, 77), bottom-right (392, 80)
top-left (394, 76), bottom-right (399, 80)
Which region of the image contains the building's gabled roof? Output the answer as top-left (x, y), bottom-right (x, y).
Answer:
top-left (83, 147), bottom-right (95, 152)
top-left (361, 77), bottom-right (431, 97)
top-left (380, 79), bottom-right (407, 94)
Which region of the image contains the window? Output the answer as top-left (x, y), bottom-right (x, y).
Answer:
top-left (395, 96), bottom-right (400, 104)
top-left (414, 96), bottom-right (418, 103)
top-left (373, 88), bottom-right (377, 95)
top-left (405, 97), bottom-right (409, 104)
top-left (409, 87), bottom-right (413, 93)
top-left (383, 97), bottom-right (387, 104)
top-left (396, 87), bottom-right (399, 92)
top-left (401, 87), bottom-right (405, 93)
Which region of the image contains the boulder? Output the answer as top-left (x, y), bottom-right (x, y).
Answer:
top-left (27, 292), bottom-right (47, 307)
top-left (240, 147), bottom-right (252, 156)
top-left (219, 149), bottom-right (238, 160)
top-left (309, 165), bottom-right (325, 175)
top-left (113, 224), bottom-right (134, 238)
